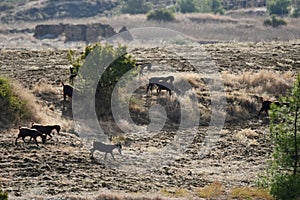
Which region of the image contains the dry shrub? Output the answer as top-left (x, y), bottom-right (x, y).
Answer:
top-left (33, 78), bottom-right (57, 96)
top-left (160, 188), bottom-right (189, 198)
top-left (222, 70), bottom-right (294, 97)
top-left (230, 187), bottom-right (273, 200)
top-left (234, 128), bottom-right (259, 146)
top-left (0, 77), bottom-right (45, 128)
top-left (196, 182), bottom-right (224, 198)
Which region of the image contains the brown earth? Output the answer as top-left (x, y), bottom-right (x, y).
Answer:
top-left (0, 40), bottom-right (299, 199)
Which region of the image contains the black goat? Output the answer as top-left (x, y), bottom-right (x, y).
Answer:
top-left (62, 82), bottom-right (73, 101)
top-left (69, 66), bottom-right (78, 84)
top-left (258, 97), bottom-right (289, 116)
top-left (15, 127), bottom-right (46, 146)
top-left (31, 124), bottom-right (61, 139)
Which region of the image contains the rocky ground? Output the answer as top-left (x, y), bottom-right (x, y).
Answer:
top-left (0, 40), bottom-right (299, 199)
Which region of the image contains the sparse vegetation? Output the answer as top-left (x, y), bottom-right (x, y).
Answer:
top-left (230, 187), bottom-right (273, 200)
top-left (147, 8), bottom-right (176, 22)
top-left (196, 182), bottom-right (224, 198)
top-left (263, 15), bottom-right (287, 27)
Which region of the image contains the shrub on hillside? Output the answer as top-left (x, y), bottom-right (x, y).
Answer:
top-left (147, 8), bottom-right (175, 22)
top-left (177, 0), bottom-right (197, 13)
top-left (0, 188), bottom-right (8, 200)
top-left (0, 77), bottom-right (40, 127)
top-left (121, 0), bottom-right (153, 14)
top-left (267, 0), bottom-right (291, 16)
top-left (263, 15), bottom-right (287, 27)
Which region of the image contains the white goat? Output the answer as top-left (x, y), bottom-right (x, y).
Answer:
top-left (90, 141), bottom-right (122, 160)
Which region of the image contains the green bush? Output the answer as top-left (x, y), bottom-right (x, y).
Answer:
top-left (0, 188), bottom-right (8, 200)
top-left (0, 77), bottom-right (33, 126)
top-left (259, 74), bottom-right (300, 200)
top-left (121, 0), bottom-right (153, 14)
top-left (267, 0), bottom-right (291, 16)
top-left (147, 8), bottom-right (175, 22)
top-left (263, 15), bottom-right (287, 27)
top-left (70, 43), bottom-right (136, 120)
top-left (177, 0), bottom-right (197, 13)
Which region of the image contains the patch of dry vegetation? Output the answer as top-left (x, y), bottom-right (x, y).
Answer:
top-left (195, 181), bottom-right (224, 198)
top-left (0, 77), bottom-right (44, 128)
top-left (230, 187), bottom-right (273, 200)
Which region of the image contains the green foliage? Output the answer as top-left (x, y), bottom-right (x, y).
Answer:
top-left (0, 188), bottom-right (8, 200)
top-left (267, 0), bottom-right (291, 16)
top-left (0, 77), bottom-right (30, 125)
top-left (71, 43), bottom-right (136, 119)
top-left (291, 0), bottom-right (300, 17)
top-left (263, 15), bottom-right (287, 27)
top-left (177, 0), bottom-right (197, 13)
top-left (147, 8), bottom-right (175, 22)
top-left (176, 0), bottom-right (224, 14)
top-left (121, 0), bottom-right (153, 14)
top-left (260, 74), bottom-right (300, 200)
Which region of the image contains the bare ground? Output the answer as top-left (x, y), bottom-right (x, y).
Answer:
top-left (0, 40), bottom-right (299, 199)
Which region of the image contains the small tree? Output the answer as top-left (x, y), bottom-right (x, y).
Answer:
top-left (147, 8), bottom-right (175, 22)
top-left (70, 43), bottom-right (136, 120)
top-left (263, 15), bottom-right (287, 27)
top-left (121, 0), bottom-right (153, 14)
top-left (267, 0), bottom-right (291, 16)
top-left (261, 74), bottom-right (300, 199)
top-left (177, 0), bottom-right (197, 13)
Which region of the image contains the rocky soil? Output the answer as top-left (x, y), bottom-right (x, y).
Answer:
top-left (0, 40), bottom-right (299, 199)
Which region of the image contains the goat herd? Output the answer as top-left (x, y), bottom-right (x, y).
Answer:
top-left (14, 63), bottom-right (287, 161)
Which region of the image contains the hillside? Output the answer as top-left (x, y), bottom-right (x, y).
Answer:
top-left (0, 0), bottom-right (267, 23)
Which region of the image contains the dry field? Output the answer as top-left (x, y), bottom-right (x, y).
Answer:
top-left (0, 12), bottom-right (300, 200)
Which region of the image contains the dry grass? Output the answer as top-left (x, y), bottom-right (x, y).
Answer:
top-left (230, 187), bottom-right (273, 200)
top-left (234, 128), bottom-right (260, 146)
top-left (195, 181), bottom-right (224, 198)
top-left (33, 78), bottom-right (58, 95)
top-left (0, 77), bottom-right (45, 128)
top-left (160, 188), bottom-right (190, 198)
top-left (222, 70), bottom-right (294, 97)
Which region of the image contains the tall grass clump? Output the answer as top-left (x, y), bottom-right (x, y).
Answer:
top-left (0, 76), bottom-right (41, 128)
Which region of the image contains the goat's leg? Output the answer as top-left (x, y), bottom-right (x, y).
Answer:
top-left (258, 107), bottom-right (263, 116)
top-left (34, 137), bottom-right (39, 146)
top-left (110, 152), bottom-right (115, 160)
top-left (15, 137), bottom-right (19, 145)
top-left (104, 153), bottom-right (108, 160)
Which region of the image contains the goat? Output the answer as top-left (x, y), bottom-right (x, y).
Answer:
top-left (138, 63), bottom-right (152, 76)
top-left (146, 76), bottom-right (175, 96)
top-left (15, 127), bottom-right (46, 146)
top-left (69, 66), bottom-right (78, 84)
top-left (257, 97), bottom-right (288, 116)
top-left (90, 141), bottom-right (122, 160)
top-left (61, 82), bottom-right (73, 101)
top-left (31, 124), bottom-right (61, 139)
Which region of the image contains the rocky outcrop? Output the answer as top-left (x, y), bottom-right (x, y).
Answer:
top-left (34, 23), bottom-right (117, 43)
